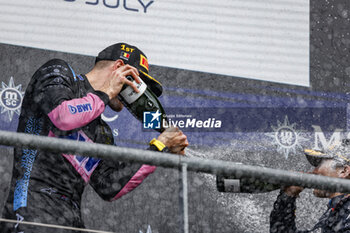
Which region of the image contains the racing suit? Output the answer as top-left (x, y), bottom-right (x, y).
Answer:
top-left (270, 191), bottom-right (350, 233)
top-left (1, 59), bottom-right (158, 232)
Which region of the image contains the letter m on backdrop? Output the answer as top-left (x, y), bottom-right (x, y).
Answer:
top-left (312, 125), bottom-right (342, 151)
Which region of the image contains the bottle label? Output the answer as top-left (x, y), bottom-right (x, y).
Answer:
top-left (120, 77), bottom-right (147, 104)
top-left (224, 179), bottom-right (241, 193)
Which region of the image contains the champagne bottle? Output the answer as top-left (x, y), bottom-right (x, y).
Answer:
top-left (118, 76), bottom-right (168, 132)
top-left (216, 175), bottom-right (281, 193)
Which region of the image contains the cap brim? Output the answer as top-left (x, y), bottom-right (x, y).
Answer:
top-left (139, 70), bottom-right (163, 97)
top-left (304, 149), bottom-right (333, 167)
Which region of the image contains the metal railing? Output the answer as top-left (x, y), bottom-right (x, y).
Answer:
top-left (1, 130), bottom-right (350, 232)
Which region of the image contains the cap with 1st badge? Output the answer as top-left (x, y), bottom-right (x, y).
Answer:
top-left (95, 42), bottom-right (163, 97)
top-left (304, 139), bottom-right (350, 167)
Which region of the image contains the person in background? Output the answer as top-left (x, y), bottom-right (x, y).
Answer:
top-left (270, 140), bottom-right (350, 233)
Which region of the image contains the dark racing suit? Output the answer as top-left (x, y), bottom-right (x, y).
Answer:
top-left (1, 59), bottom-right (158, 232)
top-left (270, 191), bottom-right (350, 233)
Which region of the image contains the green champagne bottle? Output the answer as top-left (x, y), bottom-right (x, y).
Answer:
top-left (216, 175), bottom-right (281, 193)
top-left (118, 76), bottom-right (168, 132)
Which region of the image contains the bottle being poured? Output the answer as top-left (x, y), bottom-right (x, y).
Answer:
top-left (118, 75), bottom-right (168, 132)
top-left (217, 174), bottom-right (281, 193)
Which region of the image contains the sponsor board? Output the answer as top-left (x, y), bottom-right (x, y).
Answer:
top-left (267, 117), bottom-right (350, 159)
top-left (68, 103), bottom-right (93, 114)
top-left (64, 0), bottom-right (155, 13)
top-left (0, 77), bottom-right (24, 122)
top-left (266, 116), bottom-right (307, 159)
top-left (0, 0), bottom-right (309, 86)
